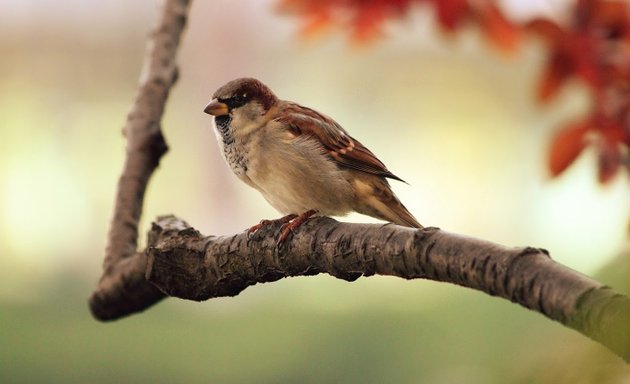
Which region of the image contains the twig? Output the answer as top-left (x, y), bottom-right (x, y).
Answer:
top-left (88, 0), bottom-right (630, 365)
top-left (89, 0), bottom-right (192, 320)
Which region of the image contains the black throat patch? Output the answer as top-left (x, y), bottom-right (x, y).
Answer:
top-left (215, 115), bottom-right (234, 145)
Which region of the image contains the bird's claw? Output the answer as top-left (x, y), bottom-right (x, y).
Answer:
top-left (275, 209), bottom-right (318, 247)
top-left (247, 219), bottom-right (273, 239)
top-left (246, 210), bottom-right (317, 246)
top-left (246, 214), bottom-right (298, 240)
top-left (277, 223), bottom-right (293, 245)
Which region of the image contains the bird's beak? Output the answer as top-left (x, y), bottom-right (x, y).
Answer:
top-left (204, 99), bottom-right (229, 116)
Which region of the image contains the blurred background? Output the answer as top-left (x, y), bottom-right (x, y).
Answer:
top-left (1, 0), bottom-right (629, 382)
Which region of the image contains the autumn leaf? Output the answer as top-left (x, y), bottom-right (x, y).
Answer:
top-left (526, 19), bottom-right (578, 102)
top-left (596, 125), bottom-right (626, 183)
top-left (300, 12), bottom-right (331, 37)
top-left (351, 2), bottom-right (388, 42)
top-left (432, 0), bottom-right (469, 32)
top-left (280, 0), bottom-right (630, 184)
top-left (548, 121), bottom-right (590, 177)
top-left (538, 50), bottom-right (576, 102)
top-left (598, 139), bottom-right (621, 183)
top-left (475, 4), bottom-right (520, 52)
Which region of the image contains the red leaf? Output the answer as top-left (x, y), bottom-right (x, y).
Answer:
top-left (476, 4), bottom-right (520, 52)
top-left (595, 124), bottom-right (625, 183)
top-left (352, 3), bottom-right (388, 42)
top-left (433, 0), bottom-right (469, 32)
top-left (574, 39), bottom-right (600, 89)
top-left (301, 11), bottom-right (332, 38)
top-left (277, 0), bottom-right (335, 38)
top-left (577, 0), bottom-right (629, 32)
top-left (538, 50), bottom-right (575, 102)
top-left (526, 19), bottom-right (577, 102)
top-left (525, 18), bottom-right (565, 42)
top-left (598, 140), bottom-right (621, 183)
top-left (548, 122), bottom-right (590, 177)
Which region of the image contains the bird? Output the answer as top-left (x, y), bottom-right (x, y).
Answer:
top-left (203, 77), bottom-right (422, 242)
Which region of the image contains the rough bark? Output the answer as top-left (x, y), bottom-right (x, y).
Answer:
top-left (143, 215), bottom-right (630, 362)
top-left (89, 0), bottom-right (191, 320)
top-left (88, 0), bottom-right (630, 365)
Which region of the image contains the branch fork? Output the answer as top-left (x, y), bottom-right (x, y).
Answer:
top-left (90, 0), bottom-right (630, 364)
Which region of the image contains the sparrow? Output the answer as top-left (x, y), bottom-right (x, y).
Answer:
top-left (204, 77), bottom-right (422, 241)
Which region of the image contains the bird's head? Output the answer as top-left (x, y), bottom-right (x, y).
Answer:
top-left (204, 77), bottom-right (278, 136)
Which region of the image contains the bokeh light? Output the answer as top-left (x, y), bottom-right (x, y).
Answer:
top-left (1, 0), bottom-right (628, 383)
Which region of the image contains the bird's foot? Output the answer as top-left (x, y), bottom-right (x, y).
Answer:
top-left (277, 209), bottom-right (318, 244)
top-left (247, 214), bottom-right (298, 239)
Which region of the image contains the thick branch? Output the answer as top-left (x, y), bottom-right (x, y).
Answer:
top-left (89, 0), bottom-right (191, 320)
top-left (143, 215), bottom-right (630, 362)
top-left (87, 0), bottom-right (630, 365)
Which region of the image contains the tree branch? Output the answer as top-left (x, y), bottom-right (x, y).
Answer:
top-left (88, 0), bottom-right (630, 365)
top-left (89, 0), bottom-right (191, 320)
top-left (142, 215), bottom-right (630, 363)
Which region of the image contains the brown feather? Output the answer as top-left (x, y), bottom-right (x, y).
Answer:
top-left (207, 77), bottom-right (421, 229)
top-left (274, 102), bottom-right (405, 182)
top-left (350, 174), bottom-right (422, 228)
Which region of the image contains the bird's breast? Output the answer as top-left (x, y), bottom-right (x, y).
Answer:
top-left (214, 123), bottom-right (251, 182)
top-left (223, 142), bottom-right (249, 179)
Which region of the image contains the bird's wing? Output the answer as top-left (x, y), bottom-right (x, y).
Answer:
top-left (274, 102), bottom-right (405, 182)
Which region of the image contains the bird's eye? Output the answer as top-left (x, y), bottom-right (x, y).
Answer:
top-left (226, 93), bottom-right (248, 108)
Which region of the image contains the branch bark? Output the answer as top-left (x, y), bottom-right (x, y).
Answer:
top-left (89, 0), bottom-right (630, 366)
top-left (89, 0), bottom-right (191, 320)
top-left (143, 215), bottom-right (630, 362)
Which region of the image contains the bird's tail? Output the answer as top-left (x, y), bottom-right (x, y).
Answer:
top-left (384, 199), bottom-right (422, 228)
top-left (352, 177), bottom-right (423, 229)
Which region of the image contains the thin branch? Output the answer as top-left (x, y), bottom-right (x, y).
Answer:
top-left (88, 0), bottom-right (630, 366)
top-left (89, 0), bottom-right (192, 320)
top-left (143, 215), bottom-right (630, 363)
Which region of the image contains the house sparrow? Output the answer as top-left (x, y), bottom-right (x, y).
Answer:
top-left (204, 77), bottom-right (421, 241)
